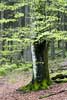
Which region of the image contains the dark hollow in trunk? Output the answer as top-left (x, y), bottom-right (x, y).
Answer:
top-left (32, 40), bottom-right (50, 84)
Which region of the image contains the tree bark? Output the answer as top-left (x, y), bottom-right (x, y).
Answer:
top-left (31, 40), bottom-right (50, 89)
top-left (65, 42), bottom-right (67, 50)
top-left (62, 40), bottom-right (65, 58)
top-left (58, 40), bottom-right (61, 48)
top-left (51, 39), bottom-right (55, 59)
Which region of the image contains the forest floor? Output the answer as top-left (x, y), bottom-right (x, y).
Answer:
top-left (0, 70), bottom-right (67, 100)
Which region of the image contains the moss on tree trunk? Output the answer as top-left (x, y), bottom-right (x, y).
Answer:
top-left (32, 40), bottom-right (50, 86)
top-left (17, 40), bottom-right (51, 92)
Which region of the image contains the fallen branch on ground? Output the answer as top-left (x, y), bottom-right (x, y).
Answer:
top-left (39, 89), bottom-right (67, 99)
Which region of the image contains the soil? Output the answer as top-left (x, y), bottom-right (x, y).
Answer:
top-left (0, 71), bottom-right (67, 100)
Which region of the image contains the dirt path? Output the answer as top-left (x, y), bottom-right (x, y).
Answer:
top-left (0, 71), bottom-right (67, 100)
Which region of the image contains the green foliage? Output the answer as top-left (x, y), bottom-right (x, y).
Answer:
top-left (14, 12), bottom-right (24, 18)
top-left (0, 0), bottom-right (67, 85)
top-left (0, 0), bottom-right (31, 65)
top-left (0, 63), bottom-right (32, 76)
top-left (0, 18), bottom-right (16, 23)
top-left (1, 0), bottom-right (67, 64)
top-left (0, 2), bottom-right (26, 11)
top-left (29, 0), bottom-right (67, 44)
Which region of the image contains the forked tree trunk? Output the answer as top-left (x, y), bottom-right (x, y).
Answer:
top-left (31, 40), bottom-right (50, 89)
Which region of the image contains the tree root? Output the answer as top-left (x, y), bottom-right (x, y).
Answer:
top-left (16, 80), bottom-right (51, 93)
top-left (39, 89), bottom-right (67, 99)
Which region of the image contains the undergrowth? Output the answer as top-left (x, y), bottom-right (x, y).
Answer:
top-left (0, 63), bottom-right (32, 76)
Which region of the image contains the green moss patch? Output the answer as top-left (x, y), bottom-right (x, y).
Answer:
top-left (50, 70), bottom-right (67, 83)
top-left (16, 80), bottom-right (51, 93)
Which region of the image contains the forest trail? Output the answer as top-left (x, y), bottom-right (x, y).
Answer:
top-left (0, 71), bottom-right (67, 100)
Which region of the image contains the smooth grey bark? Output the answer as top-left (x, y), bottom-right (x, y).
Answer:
top-left (65, 42), bottom-right (67, 50)
top-left (23, 5), bottom-right (32, 62)
top-left (0, 6), bottom-right (4, 59)
top-left (62, 40), bottom-right (65, 58)
top-left (62, 12), bottom-right (65, 58)
top-left (50, 39), bottom-right (55, 59)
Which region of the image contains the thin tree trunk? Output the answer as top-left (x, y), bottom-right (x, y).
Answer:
top-left (65, 42), bottom-right (67, 50)
top-left (58, 40), bottom-right (61, 48)
top-left (62, 40), bottom-right (65, 58)
top-left (51, 39), bottom-right (55, 59)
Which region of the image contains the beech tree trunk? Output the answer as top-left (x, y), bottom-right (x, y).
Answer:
top-left (62, 40), bottom-right (65, 58)
top-left (65, 42), bottom-right (67, 50)
top-left (32, 40), bottom-right (50, 88)
top-left (58, 40), bottom-right (61, 48)
top-left (51, 39), bottom-right (55, 59)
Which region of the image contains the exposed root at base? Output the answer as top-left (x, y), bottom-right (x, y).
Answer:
top-left (16, 80), bottom-right (51, 93)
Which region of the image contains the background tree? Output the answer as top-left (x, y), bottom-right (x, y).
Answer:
top-left (0, 0), bottom-right (28, 65)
